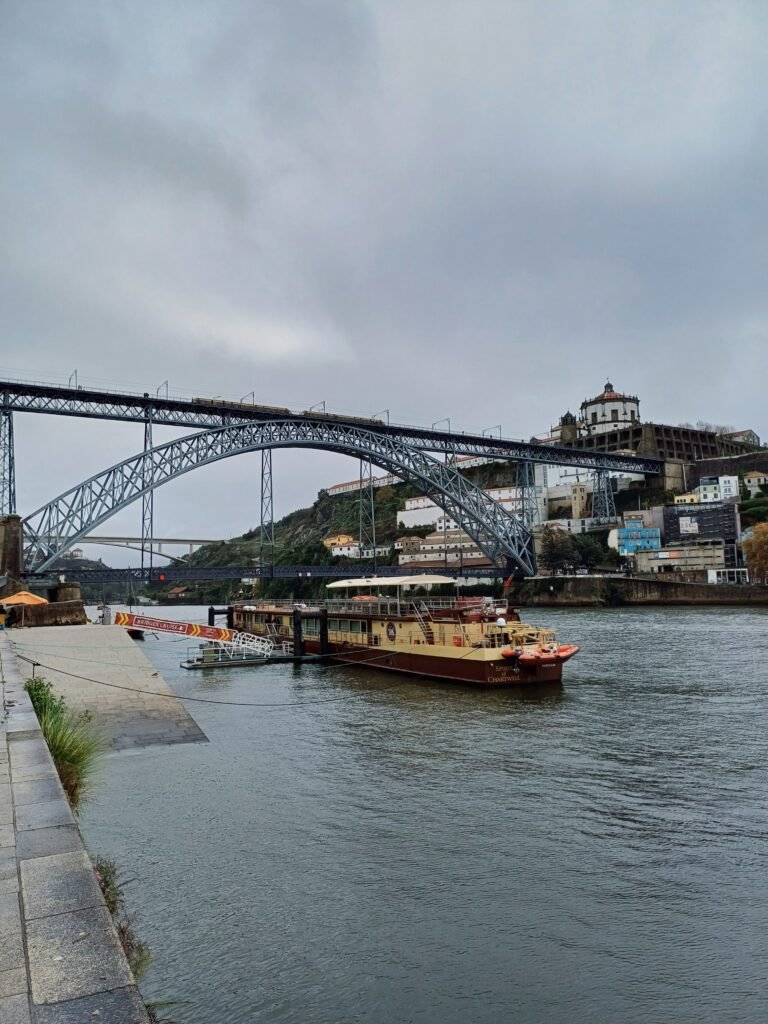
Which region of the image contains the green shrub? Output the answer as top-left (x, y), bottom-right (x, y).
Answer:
top-left (25, 676), bottom-right (66, 720)
top-left (37, 709), bottom-right (105, 810)
top-left (25, 676), bottom-right (104, 811)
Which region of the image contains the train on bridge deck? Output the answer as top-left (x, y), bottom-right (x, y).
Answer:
top-left (193, 396), bottom-right (388, 428)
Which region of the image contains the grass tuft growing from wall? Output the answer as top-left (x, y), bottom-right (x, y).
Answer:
top-left (93, 855), bottom-right (152, 980)
top-left (24, 676), bottom-right (105, 811)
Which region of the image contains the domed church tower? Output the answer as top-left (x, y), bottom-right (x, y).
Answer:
top-left (580, 381), bottom-right (640, 436)
top-left (558, 410), bottom-right (579, 444)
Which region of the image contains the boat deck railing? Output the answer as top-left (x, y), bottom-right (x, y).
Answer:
top-left (235, 597), bottom-right (501, 616)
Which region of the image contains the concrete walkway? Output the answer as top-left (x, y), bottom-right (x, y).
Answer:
top-left (0, 633), bottom-right (151, 1022)
top-left (7, 625), bottom-right (206, 750)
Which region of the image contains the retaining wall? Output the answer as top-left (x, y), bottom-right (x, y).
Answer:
top-left (511, 575), bottom-right (768, 607)
top-left (5, 602), bottom-right (88, 629)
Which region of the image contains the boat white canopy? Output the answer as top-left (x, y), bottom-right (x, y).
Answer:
top-left (325, 574), bottom-right (455, 589)
top-left (325, 577), bottom-right (380, 589)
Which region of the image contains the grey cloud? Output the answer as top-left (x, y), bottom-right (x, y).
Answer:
top-left (1, 0), bottom-right (767, 538)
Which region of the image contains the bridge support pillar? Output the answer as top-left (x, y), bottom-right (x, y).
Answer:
top-left (517, 461), bottom-right (539, 529)
top-left (591, 469), bottom-right (616, 522)
top-left (0, 409), bottom-right (16, 516)
top-left (141, 414), bottom-right (154, 571)
top-left (260, 449), bottom-right (274, 566)
top-left (0, 514), bottom-right (22, 598)
top-left (359, 459), bottom-right (376, 568)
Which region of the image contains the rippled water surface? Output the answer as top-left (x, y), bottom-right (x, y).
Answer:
top-left (80, 605), bottom-right (768, 1023)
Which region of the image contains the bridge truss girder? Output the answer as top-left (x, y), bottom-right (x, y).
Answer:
top-left (23, 419), bottom-right (537, 576)
top-left (0, 380), bottom-right (662, 474)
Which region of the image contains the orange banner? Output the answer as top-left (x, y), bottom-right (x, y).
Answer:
top-left (114, 611), bottom-right (232, 641)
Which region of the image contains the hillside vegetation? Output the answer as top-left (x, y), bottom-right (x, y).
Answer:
top-left (158, 480), bottom-right (427, 603)
top-left (163, 459), bottom-right (524, 603)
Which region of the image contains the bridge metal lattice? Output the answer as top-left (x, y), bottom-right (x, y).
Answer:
top-left (0, 380), bottom-right (663, 474)
top-left (358, 459), bottom-right (376, 566)
top-left (141, 412), bottom-right (153, 571)
top-left (517, 461), bottom-right (540, 530)
top-left (0, 408), bottom-right (15, 515)
top-left (23, 419), bottom-right (537, 576)
top-left (591, 470), bottom-right (617, 522)
top-left (260, 448), bottom-right (274, 567)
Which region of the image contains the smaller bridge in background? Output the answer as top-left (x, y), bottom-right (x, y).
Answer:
top-left (80, 535), bottom-right (223, 560)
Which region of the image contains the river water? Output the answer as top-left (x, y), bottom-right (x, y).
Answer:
top-left (79, 605), bottom-right (768, 1024)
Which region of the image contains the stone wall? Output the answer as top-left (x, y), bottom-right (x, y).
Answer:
top-left (0, 515), bottom-right (22, 598)
top-left (511, 575), bottom-right (768, 607)
top-left (4, 601), bottom-right (88, 628)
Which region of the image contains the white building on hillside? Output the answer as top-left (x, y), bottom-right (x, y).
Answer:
top-left (696, 475), bottom-right (739, 503)
top-left (326, 473), bottom-right (400, 496)
top-left (743, 471), bottom-right (768, 497)
top-left (397, 482), bottom-right (547, 531)
top-left (330, 542), bottom-right (392, 559)
top-left (398, 529), bottom-right (493, 568)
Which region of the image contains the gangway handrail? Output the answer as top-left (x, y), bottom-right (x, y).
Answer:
top-left (213, 630), bottom-right (273, 659)
top-left (113, 611), bottom-right (273, 657)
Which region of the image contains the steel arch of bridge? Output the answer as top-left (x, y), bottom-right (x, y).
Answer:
top-left (23, 419), bottom-right (537, 576)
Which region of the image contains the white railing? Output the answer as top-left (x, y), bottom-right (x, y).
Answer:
top-left (214, 630), bottom-right (274, 659)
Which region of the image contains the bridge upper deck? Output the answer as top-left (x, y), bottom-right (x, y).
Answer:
top-left (1, 378), bottom-right (662, 474)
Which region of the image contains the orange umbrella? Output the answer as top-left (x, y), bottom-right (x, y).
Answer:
top-left (0, 591), bottom-right (49, 606)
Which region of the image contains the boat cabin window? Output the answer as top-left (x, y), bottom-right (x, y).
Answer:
top-left (329, 619), bottom-right (367, 633)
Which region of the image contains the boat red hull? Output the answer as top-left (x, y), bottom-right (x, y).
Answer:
top-left (301, 639), bottom-right (566, 686)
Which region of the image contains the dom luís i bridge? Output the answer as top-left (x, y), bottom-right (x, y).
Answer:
top-left (0, 377), bottom-right (662, 585)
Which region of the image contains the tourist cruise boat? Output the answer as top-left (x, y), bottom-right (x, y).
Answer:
top-left (230, 576), bottom-right (579, 687)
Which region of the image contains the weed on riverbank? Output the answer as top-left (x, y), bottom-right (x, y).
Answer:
top-left (92, 856), bottom-right (183, 1021)
top-left (24, 676), bottom-right (105, 810)
top-left (93, 855), bottom-right (152, 980)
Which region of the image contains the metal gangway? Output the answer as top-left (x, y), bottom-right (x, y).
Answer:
top-left (212, 629), bottom-right (273, 660)
top-left (114, 611), bottom-right (274, 659)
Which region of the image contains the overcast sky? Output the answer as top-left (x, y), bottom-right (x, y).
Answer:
top-left (2, 1), bottom-right (767, 560)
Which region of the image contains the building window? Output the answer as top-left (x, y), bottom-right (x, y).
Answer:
top-left (611, 409), bottom-right (619, 422)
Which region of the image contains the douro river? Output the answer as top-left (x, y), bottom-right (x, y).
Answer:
top-left (81, 605), bottom-right (768, 1023)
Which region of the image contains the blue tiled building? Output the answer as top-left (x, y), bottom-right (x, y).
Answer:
top-left (617, 518), bottom-right (661, 558)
